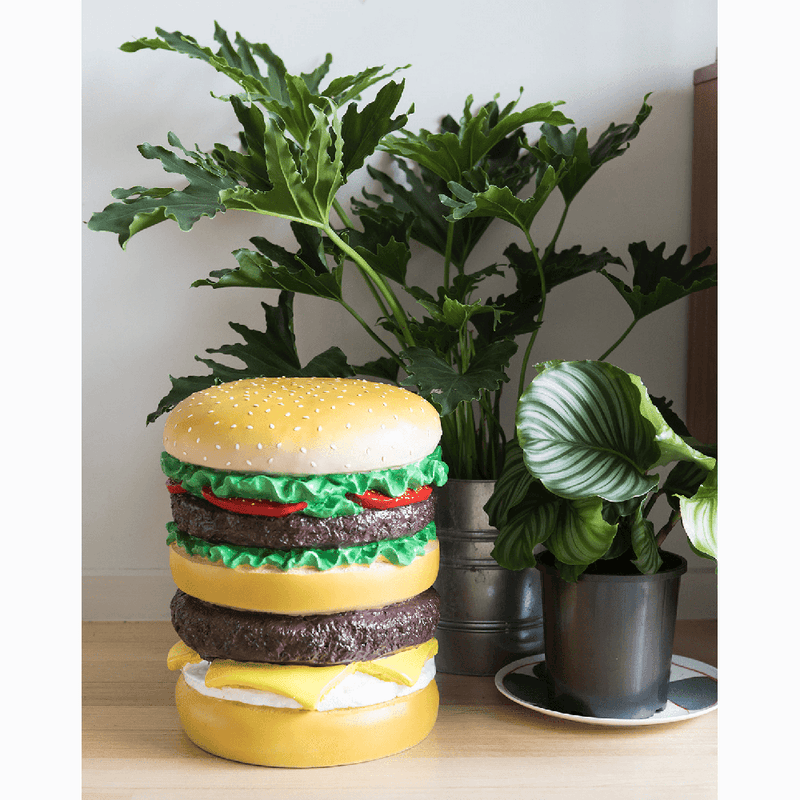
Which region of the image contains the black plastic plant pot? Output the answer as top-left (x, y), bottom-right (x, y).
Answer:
top-left (536, 551), bottom-right (688, 719)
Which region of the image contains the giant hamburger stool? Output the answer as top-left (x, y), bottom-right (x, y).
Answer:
top-left (161, 377), bottom-right (448, 767)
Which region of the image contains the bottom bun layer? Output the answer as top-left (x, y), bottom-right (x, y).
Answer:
top-left (175, 674), bottom-right (439, 768)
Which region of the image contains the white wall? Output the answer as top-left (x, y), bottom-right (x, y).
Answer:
top-left (82, 0), bottom-right (718, 620)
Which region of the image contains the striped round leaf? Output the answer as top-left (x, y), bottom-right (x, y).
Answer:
top-left (678, 464), bottom-right (717, 560)
top-left (516, 361), bottom-right (661, 502)
top-left (546, 496), bottom-right (618, 565)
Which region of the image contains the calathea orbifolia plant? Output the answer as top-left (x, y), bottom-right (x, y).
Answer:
top-left (486, 360), bottom-right (717, 581)
top-left (89, 25), bottom-right (717, 485)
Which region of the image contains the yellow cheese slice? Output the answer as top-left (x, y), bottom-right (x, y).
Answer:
top-left (167, 641), bottom-right (203, 671)
top-left (358, 639), bottom-right (438, 686)
top-left (168, 638), bottom-right (438, 709)
top-left (205, 660), bottom-right (356, 711)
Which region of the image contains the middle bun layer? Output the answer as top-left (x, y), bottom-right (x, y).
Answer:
top-left (171, 587), bottom-right (441, 665)
top-left (170, 491), bottom-right (436, 549)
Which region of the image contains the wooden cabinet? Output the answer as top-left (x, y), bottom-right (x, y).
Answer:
top-left (687, 61), bottom-right (718, 444)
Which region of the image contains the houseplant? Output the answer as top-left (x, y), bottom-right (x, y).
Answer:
top-left (486, 359), bottom-right (717, 718)
top-left (88, 25), bottom-right (717, 674)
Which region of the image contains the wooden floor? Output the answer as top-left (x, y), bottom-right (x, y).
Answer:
top-left (83, 620), bottom-right (717, 799)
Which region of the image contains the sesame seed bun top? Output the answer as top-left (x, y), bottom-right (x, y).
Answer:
top-left (162, 377), bottom-right (442, 475)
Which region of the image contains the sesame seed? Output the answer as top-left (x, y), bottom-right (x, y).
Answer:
top-left (257, 443), bottom-right (263, 450)
top-left (293, 426), bottom-right (301, 432)
top-left (215, 444), bottom-right (221, 450)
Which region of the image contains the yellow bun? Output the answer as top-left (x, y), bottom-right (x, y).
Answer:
top-left (163, 377), bottom-right (441, 475)
top-left (175, 673), bottom-right (438, 767)
top-left (169, 539), bottom-right (440, 614)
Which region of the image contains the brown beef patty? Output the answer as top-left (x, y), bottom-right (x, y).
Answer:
top-left (171, 587), bottom-right (440, 665)
top-left (170, 491), bottom-right (435, 549)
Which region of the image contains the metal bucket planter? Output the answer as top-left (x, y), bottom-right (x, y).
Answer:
top-left (433, 480), bottom-right (544, 675)
top-left (536, 550), bottom-right (688, 719)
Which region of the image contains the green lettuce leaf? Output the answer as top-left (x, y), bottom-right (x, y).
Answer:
top-left (161, 447), bottom-right (449, 518)
top-left (167, 521), bottom-right (437, 571)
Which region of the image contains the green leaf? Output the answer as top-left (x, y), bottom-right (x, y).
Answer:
top-left (441, 163), bottom-right (565, 231)
top-left (337, 213), bottom-right (413, 286)
top-left (356, 160), bottom-right (494, 270)
top-left (629, 501), bottom-right (663, 574)
top-left (199, 247), bottom-right (344, 300)
top-left (121, 24), bottom-right (306, 106)
top-left (662, 460), bottom-right (710, 513)
top-left (351, 356), bottom-right (401, 383)
top-left (531, 94), bottom-right (653, 203)
top-left (628, 374), bottom-right (716, 471)
top-left (516, 360), bottom-right (662, 502)
top-left (87, 135), bottom-right (237, 247)
top-left (220, 105), bottom-right (343, 226)
top-left (473, 244), bottom-right (624, 343)
top-left (488, 440), bottom-right (560, 570)
top-left (485, 438), bottom-right (535, 531)
top-left (381, 97), bottom-right (572, 184)
top-left (487, 438), bottom-right (618, 577)
top-left (192, 223), bottom-right (345, 300)
top-left (546, 496), bottom-right (619, 566)
top-left (339, 80), bottom-right (410, 177)
top-left (602, 241), bottom-right (717, 322)
top-left (146, 293), bottom-right (354, 423)
top-left (322, 64), bottom-right (410, 106)
top-left (401, 340), bottom-right (517, 415)
top-left (678, 464), bottom-right (717, 561)
top-left (491, 486), bottom-right (561, 570)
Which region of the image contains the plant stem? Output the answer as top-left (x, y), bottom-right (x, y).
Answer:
top-left (332, 198), bottom-right (355, 229)
top-left (339, 299), bottom-right (404, 365)
top-left (443, 220), bottom-right (455, 290)
top-left (598, 318), bottom-right (637, 362)
top-left (543, 201), bottom-right (571, 263)
top-left (643, 490), bottom-right (662, 519)
top-left (516, 228), bottom-right (548, 399)
top-left (324, 225), bottom-right (416, 348)
top-left (656, 510), bottom-right (682, 547)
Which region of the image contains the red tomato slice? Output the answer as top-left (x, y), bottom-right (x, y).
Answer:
top-left (200, 486), bottom-right (307, 517)
top-left (351, 485), bottom-right (433, 510)
top-left (166, 479), bottom-right (187, 494)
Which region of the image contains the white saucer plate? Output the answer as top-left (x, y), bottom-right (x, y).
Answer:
top-left (495, 654), bottom-right (718, 727)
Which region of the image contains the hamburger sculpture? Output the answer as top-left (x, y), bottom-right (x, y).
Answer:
top-left (162, 377), bottom-right (448, 767)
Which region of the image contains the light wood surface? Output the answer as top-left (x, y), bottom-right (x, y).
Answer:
top-left (83, 620), bottom-right (716, 798)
